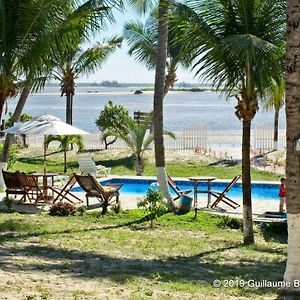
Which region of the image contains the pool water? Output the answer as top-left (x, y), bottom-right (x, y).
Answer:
top-left (71, 178), bottom-right (279, 202)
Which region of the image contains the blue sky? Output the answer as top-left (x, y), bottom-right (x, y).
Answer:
top-left (79, 7), bottom-right (198, 84)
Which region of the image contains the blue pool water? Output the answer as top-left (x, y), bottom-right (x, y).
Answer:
top-left (71, 178), bottom-right (279, 202)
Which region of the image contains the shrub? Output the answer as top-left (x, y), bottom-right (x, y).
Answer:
top-left (217, 215), bottom-right (243, 230)
top-left (3, 196), bottom-right (13, 211)
top-left (0, 144), bottom-right (18, 169)
top-left (76, 206), bottom-right (86, 216)
top-left (138, 185), bottom-right (167, 228)
top-left (49, 202), bottom-right (76, 216)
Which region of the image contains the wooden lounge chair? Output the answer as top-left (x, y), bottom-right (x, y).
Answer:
top-left (50, 175), bottom-right (83, 204)
top-left (17, 173), bottom-right (46, 205)
top-left (167, 174), bottom-right (192, 201)
top-left (75, 174), bottom-right (122, 214)
top-left (78, 156), bottom-right (111, 177)
top-left (210, 175), bottom-right (241, 209)
top-left (2, 170), bottom-right (26, 204)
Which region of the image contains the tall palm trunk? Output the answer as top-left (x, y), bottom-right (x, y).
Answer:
top-left (63, 149), bottom-right (67, 173)
top-left (284, 0), bottom-right (300, 284)
top-left (154, 0), bottom-right (176, 212)
top-left (0, 83), bottom-right (32, 162)
top-left (66, 94), bottom-right (72, 125)
top-left (242, 120), bottom-right (254, 244)
top-left (0, 99), bottom-right (5, 125)
top-left (273, 109), bottom-right (279, 150)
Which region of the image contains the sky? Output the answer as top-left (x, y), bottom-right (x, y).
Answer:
top-left (79, 6), bottom-right (198, 84)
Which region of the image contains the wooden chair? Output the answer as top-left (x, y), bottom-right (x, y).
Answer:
top-left (167, 174), bottom-right (192, 201)
top-left (50, 175), bottom-right (83, 204)
top-left (2, 170), bottom-right (26, 204)
top-left (77, 156), bottom-right (111, 177)
top-left (75, 174), bottom-right (122, 214)
top-left (210, 175), bottom-right (241, 209)
top-left (17, 173), bottom-right (46, 205)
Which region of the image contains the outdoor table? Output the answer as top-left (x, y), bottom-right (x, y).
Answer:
top-left (32, 172), bottom-right (58, 201)
top-left (188, 176), bottom-right (217, 207)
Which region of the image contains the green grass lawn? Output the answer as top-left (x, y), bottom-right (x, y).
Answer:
top-left (0, 209), bottom-right (287, 299)
top-left (11, 148), bottom-right (280, 181)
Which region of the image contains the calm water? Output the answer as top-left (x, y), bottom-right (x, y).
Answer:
top-left (6, 86), bottom-right (286, 134)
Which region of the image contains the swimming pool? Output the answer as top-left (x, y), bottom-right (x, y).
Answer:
top-left (71, 178), bottom-right (279, 202)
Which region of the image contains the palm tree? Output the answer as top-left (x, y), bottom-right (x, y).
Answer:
top-left (102, 112), bottom-right (175, 175)
top-left (124, 11), bottom-right (193, 94)
top-left (264, 77), bottom-right (285, 150)
top-left (52, 37), bottom-right (122, 125)
top-left (44, 135), bottom-right (84, 173)
top-left (174, 0), bottom-right (285, 244)
top-left (0, 0), bottom-right (121, 163)
top-left (127, 0), bottom-right (177, 211)
top-left (284, 0), bottom-right (300, 286)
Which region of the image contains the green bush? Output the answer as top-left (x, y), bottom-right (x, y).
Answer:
top-left (138, 186), bottom-right (167, 228)
top-left (217, 215), bottom-right (243, 230)
top-left (3, 196), bottom-right (13, 211)
top-left (49, 202), bottom-right (76, 216)
top-left (0, 144), bottom-right (18, 169)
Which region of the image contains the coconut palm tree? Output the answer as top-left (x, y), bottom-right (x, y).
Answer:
top-left (0, 0), bottom-right (121, 163)
top-left (127, 0), bottom-right (177, 211)
top-left (284, 0), bottom-right (300, 286)
top-left (174, 0), bottom-right (285, 244)
top-left (44, 135), bottom-right (84, 173)
top-left (52, 37), bottom-right (122, 125)
top-left (102, 112), bottom-right (175, 175)
top-left (124, 11), bottom-right (194, 94)
top-left (264, 77), bottom-right (285, 150)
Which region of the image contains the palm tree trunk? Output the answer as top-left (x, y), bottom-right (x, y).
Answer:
top-left (273, 109), bottom-right (279, 150)
top-left (136, 155), bottom-right (143, 176)
top-left (242, 120), bottom-right (254, 245)
top-left (0, 100), bottom-right (5, 126)
top-left (66, 94), bottom-right (72, 124)
top-left (0, 83), bottom-right (32, 163)
top-left (284, 0), bottom-right (300, 285)
top-left (153, 0), bottom-right (176, 212)
top-left (64, 149), bottom-right (67, 173)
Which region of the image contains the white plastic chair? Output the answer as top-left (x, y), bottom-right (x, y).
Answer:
top-left (77, 156), bottom-right (111, 177)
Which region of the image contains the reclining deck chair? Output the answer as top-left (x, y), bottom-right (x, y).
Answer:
top-left (2, 170), bottom-right (26, 204)
top-left (210, 175), bottom-right (241, 209)
top-left (50, 175), bottom-right (83, 204)
top-left (17, 173), bottom-right (46, 205)
top-left (78, 156), bottom-right (111, 177)
top-left (167, 174), bottom-right (192, 201)
top-left (75, 174), bottom-right (122, 214)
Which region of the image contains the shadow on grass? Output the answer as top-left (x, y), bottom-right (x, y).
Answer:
top-left (95, 155), bottom-right (135, 170)
top-left (0, 241), bottom-right (286, 298)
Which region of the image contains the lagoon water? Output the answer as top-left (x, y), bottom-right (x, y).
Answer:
top-left (7, 86), bottom-right (285, 134)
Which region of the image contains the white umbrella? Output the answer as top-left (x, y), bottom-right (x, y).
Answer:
top-left (4, 114), bottom-right (89, 172)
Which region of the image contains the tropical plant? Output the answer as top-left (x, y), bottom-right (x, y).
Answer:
top-left (95, 100), bottom-right (131, 149)
top-left (124, 9), bottom-right (193, 94)
top-left (264, 77), bottom-right (285, 150)
top-left (138, 184), bottom-right (166, 228)
top-left (44, 135), bottom-right (84, 173)
top-left (283, 0), bottom-right (300, 287)
top-left (102, 112), bottom-right (175, 175)
top-left (52, 37), bottom-right (122, 125)
top-left (174, 0), bottom-right (285, 244)
top-left (0, 0), bottom-right (122, 163)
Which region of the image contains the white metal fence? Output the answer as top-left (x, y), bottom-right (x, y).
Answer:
top-left (9, 126), bottom-right (286, 152)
